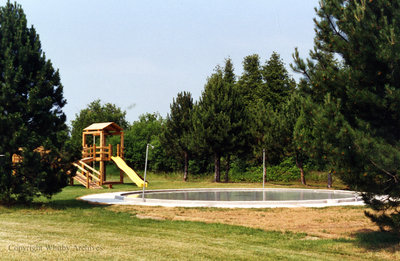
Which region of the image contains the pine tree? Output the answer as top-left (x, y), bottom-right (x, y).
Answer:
top-left (193, 61), bottom-right (247, 182)
top-left (223, 57), bottom-right (235, 85)
top-left (279, 94), bottom-right (308, 185)
top-left (293, 0), bottom-right (400, 232)
top-left (237, 54), bottom-right (263, 107)
top-left (161, 91), bottom-right (194, 181)
top-left (0, 2), bottom-right (72, 204)
top-left (238, 52), bottom-right (296, 165)
top-left (221, 58), bottom-right (249, 182)
top-left (261, 52), bottom-right (296, 108)
top-left (292, 95), bottom-right (335, 187)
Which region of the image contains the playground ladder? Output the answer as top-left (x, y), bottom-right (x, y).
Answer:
top-left (73, 172), bottom-right (103, 189)
top-left (72, 158), bottom-right (103, 189)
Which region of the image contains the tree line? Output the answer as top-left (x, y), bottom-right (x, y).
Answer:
top-left (70, 52), bottom-right (300, 184)
top-left (70, 0), bottom-right (400, 232)
top-left (1, 0), bottom-right (399, 232)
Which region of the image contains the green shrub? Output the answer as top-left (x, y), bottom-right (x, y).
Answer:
top-left (230, 157), bottom-right (303, 183)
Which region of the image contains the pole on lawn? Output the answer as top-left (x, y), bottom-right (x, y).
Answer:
top-left (142, 144), bottom-right (154, 202)
top-left (263, 149), bottom-right (266, 189)
top-left (263, 149), bottom-right (266, 201)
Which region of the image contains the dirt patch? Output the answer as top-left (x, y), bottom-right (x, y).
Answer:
top-left (108, 205), bottom-right (378, 239)
top-left (136, 214), bottom-right (166, 221)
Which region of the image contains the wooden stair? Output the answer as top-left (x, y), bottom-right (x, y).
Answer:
top-left (80, 157), bottom-right (94, 163)
top-left (72, 158), bottom-right (103, 189)
top-left (73, 172), bottom-right (103, 189)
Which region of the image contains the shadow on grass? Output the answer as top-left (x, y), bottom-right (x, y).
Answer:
top-left (2, 184), bottom-right (118, 211)
top-left (355, 230), bottom-right (400, 252)
top-left (46, 198), bottom-right (108, 210)
top-left (40, 183), bottom-right (139, 210)
top-left (2, 198), bottom-right (108, 211)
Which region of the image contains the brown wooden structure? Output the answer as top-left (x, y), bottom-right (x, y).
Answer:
top-left (12, 146), bottom-right (49, 164)
top-left (72, 122), bottom-right (125, 189)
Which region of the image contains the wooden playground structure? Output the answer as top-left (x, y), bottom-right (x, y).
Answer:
top-left (12, 146), bottom-right (48, 164)
top-left (72, 122), bottom-right (146, 189)
top-left (11, 122), bottom-right (145, 189)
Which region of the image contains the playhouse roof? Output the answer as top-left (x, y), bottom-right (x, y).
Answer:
top-left (83, 122), bottom-right (123, 132)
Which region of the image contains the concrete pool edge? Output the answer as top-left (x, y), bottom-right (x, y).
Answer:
top-left (79, 188), bottom-right (365, 208)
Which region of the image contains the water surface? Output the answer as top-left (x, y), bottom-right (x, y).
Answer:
top-left (134, 190), bottom-right (353, 201)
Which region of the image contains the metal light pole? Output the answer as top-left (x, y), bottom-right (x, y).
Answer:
top-left (142, 144), bottom-right (154, 202)
top-left (262, 149), bottom-right (266, 189)
top-left (263, 149), bottom-right (266, 201)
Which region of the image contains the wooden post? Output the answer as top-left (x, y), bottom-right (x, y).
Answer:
top-left (93, 144), bottom-right (96, 159)
top-left (100, 132), bottom-right (106, 184)
top-left (82, 133), bottom-right (86, 148)
top-left (86, 168), bottom-right (90, 189)
top-left (92, 143), bottom-right (96, 182)
top-left (118, 135), bottom-right (124, 183)
top-left (120, 131), bottom-right (124, 159)
top-left (108, 144), bottom-right (112, 160)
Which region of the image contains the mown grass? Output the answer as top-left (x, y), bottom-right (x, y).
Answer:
top-left (0, 172), bottom-right (399, 260)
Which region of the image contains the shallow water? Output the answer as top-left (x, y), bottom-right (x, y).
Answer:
top-left (130, 190), bottom-right (354, 201)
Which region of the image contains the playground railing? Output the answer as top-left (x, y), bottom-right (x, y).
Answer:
top-left (73, 160), bottom-right (101, 186)
top-left (116, 144), bottom-right (124, 158)
top-left (78, 160), bottom-right (101, 179)
top-left (82, 144), bottom-right (112, 161)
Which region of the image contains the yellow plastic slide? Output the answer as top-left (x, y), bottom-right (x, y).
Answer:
top-left (111, 156), bottom-right (148, 187)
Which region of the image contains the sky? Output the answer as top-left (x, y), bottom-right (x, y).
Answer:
top-left (3, 0), bottom-right (320, 125)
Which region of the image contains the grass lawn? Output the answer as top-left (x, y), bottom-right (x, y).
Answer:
top-left (0, 172), bottom-right (399, 260)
